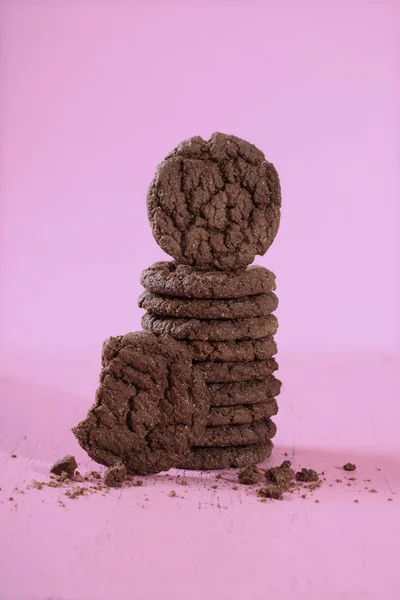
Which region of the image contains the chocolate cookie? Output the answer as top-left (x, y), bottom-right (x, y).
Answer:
top-left (141, 261), bottom-right (276, 299)
top-left (198, 419), bottom-right (277, 447)
top-left (138, 290), bottom-right (278, 320)
top-left (183, 337), bottom-right (277, 362)
top-left (207, 399), bottom-right (278, 426)
top-left (142, 313), bottom-right (278, 341)
top-left (147, 132), bottom-right (281, 270)
top-left (177, 441), bottom-right (273, 470)
top-left (209, 377), bottom-right (282, 407)
top-left (73, 332), bottom-right (210, 475)
top-left (196, 358), bottom-right (278, 383)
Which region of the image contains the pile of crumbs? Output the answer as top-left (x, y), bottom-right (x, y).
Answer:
top-left (4, 453), bottom-right (394, 508)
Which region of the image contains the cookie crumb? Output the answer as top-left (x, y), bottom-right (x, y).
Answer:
top-left (296, 468), bottom-right (319, 483)
top-left (238, 465), bottom-right (262, 485)
top-left (232, 485), bottom-right (239, 491)
top-left (343, 463), bottom-right (356, 472)
top-left (134, 480), bottom-right (143, 487)
top-left (65, 486), bottom-right (86, 499)
top-left (266, 460), bottom-right (295, 487)
top-left (354, 499), bottom-right (359, 503)
top-left (258, 486), bottom-right (282, 500)
top-left (388, 498), bottom-right (393, 502)
top-left (211, 485), bottom-right (218, 489)
top-left (33, 480), bottom-right (44, 490)
top-left (50, 455), bottom-right (77, 478)
top-left (216, 474), bottom-right (222, 479)
top-left (104, 464), bottom-right (126, 488)
top-left (178, 478), bottom-right (188, 486)
top-left (73, 471), bottom-right (84, 483)
top-left (169, 490), bottom-right (177, 498)
top-left (315, 499), bottom-right (320, 504)
top-left (8, 497), bottom-right (14, 501)
top-left (369, 489), bottom-right (378, 494)
top-left (11, 454), bottom-right (17, 458)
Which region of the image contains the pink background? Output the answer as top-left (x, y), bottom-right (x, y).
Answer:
top-left (0, 2), bottom-right (399, 600)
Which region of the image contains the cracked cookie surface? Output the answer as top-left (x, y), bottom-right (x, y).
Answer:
top-left (196, 358), bottom-right (278, 383)
top-left (138, 290), bottom-right (278, 320)
top-left (142, 313), bottom-right (278, 341)
top-left (73, 332), bottom-right (210, 475)
top-left (141, 261), bottom-right (276, 299)
top-left (147, 132), bottom-right (281, 270)
top-left (181, 337), bottom-right (277, 362)
top-left (197, 419), bottom-right (277, 447)
top-left (207, 399), bottom-right (278, 426)
top-left (208, 377), bottom-right (282, 406)
top-left (177, 441), bottom-right (273, 470)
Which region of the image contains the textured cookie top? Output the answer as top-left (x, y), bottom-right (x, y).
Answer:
top-left (141, 261), bottom-right (276, 299)
top-left (73, 331), bottom-right (210, 475)
top-left (147, 133), bottom-right (281, 270)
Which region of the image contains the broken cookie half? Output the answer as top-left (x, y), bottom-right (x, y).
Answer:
top-left (73, 331), bottom-right (210, 475)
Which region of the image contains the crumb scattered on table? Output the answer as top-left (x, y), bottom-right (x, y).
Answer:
top-left (238, 465), bottom-right (262, 485)
top-left (50, 455), bottom-right (78, 478)
top-left (343, 463), bottom-right (356, 472)
top-left (104, 463), bottom-right (126, 488)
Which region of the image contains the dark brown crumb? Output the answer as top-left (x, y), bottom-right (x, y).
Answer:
top-left (266, 460), bottom-right (295, 487)
top-left (354, 499), bottom-right (359, 503)
top-left (169, 490), bottom-right (177, 497)
top-left (89, 471), bottom-right (101, 479)
top-left (8, 497), bottom-right (14, 501)
top-left (259, 498), bottom-right (267, 503)
top-left (369, 489), bottom-right (377, 494)
top-left (301, 494), bottom-right (307, 499)
top-left (343, 463), bottom-right (356, 472)
top-left (296, 468), bottom-right (319, 483)
top-left (336, 479), bottom-right (343, 483)
top-left (133, 480), bottom-right (143, 487)
top-left (11, 454), bottom-right (17, 458)
top-left (232, 485), bottom-right (239, 491)
top-left (211, 485), bottom-right (218, 489)
top-left (348, 477), bottom-right (357, 481)
top-left (388, 498), bottom-right (393, 502)
top-left (178, 478), bottom-right (188, 486)
top-left (258, 486), bottom-right (282, 500)
top-left (73, 471), bottom-right (84, 483)
top-left (104, 464), bottom-right (127, 488)
top-left (315, 499), bottom-right (320, 504)
top-left (33, 480), bottom-right (44, 490)
top-left (216, 474), bottom-right (222, 479)
top-left (65, 487), bottom-right (86, 499)
top-left (50, 455), bottom-right (77, 478)
top-left (238, 465), bottom-right (262, 485)
top-left (377, 468), bottom-right (381, 472)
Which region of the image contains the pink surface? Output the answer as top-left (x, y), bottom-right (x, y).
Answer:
top-left (1, 1), bottom-right (399, 599)
top-left (1, 353), bottom-right (400, 600)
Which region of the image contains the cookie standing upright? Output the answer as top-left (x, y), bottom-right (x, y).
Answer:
top-left (147, 133), bottom-right (282, 270)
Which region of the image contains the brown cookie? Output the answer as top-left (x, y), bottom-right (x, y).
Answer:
top-left (147, 132), bottom-right (281, 270)
top-left (141, 261), bottom-right (276, 299)
top-left (177, 441), bottom-right (273, 470)
top-left (196, 358), bottom-right (278, 383)
top-left (183, 337), bottom-right (277, 362)
top-left (197, 419), bottom-right (277, 447)
top-left (142, 313), bottom-right (278, 341)
top-left (207, 399), bottom-right (278, 426)
top-left (209, 377), bottom-right (282, 406)
top-left (73, 332), bottom-right (210, 475)
top-left (138, 290), bottom-right (278, 320)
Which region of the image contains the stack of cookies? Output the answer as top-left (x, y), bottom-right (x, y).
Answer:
top-left (140, 132), bottom-right (282, 470)
top-left (139, 262), bottom-right (281, 469)
top-left (74, 132), bottom-right (282, 474)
